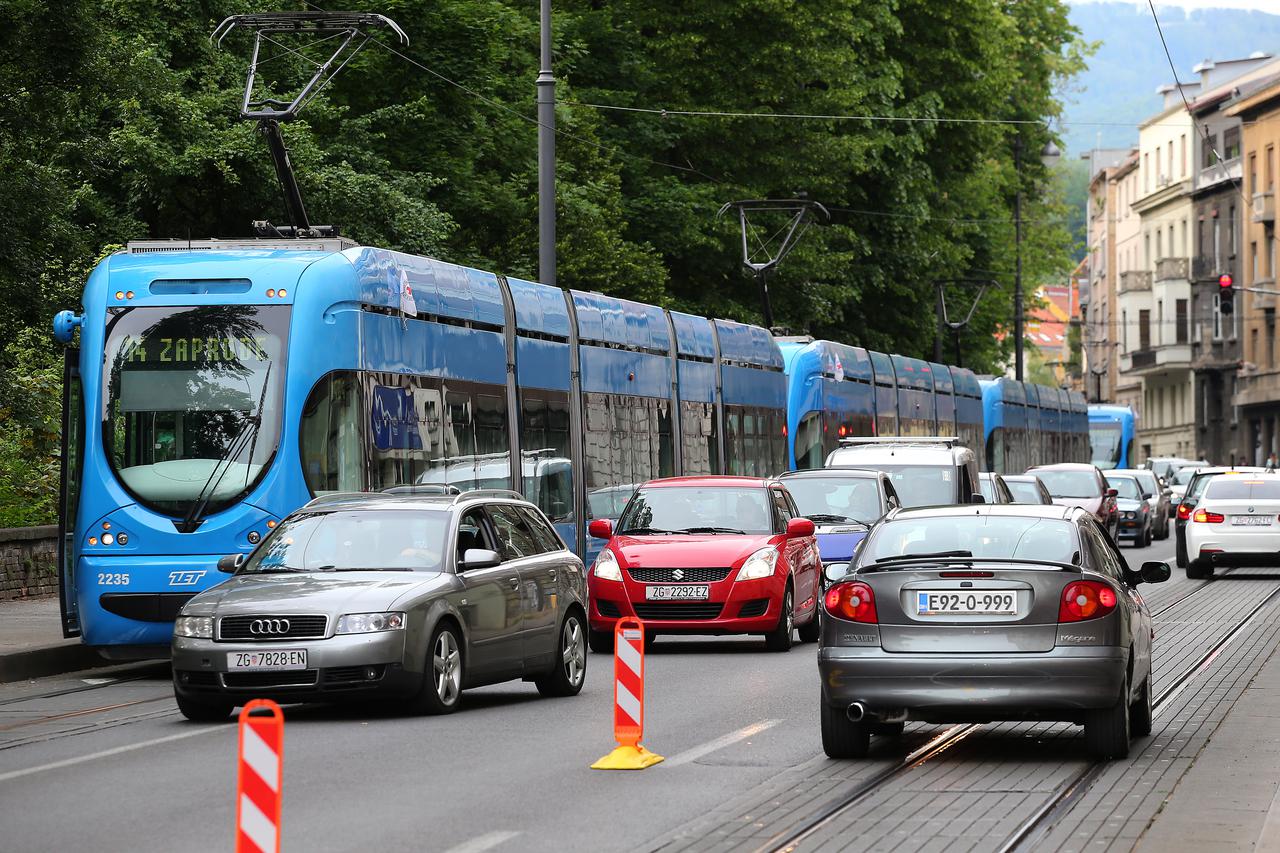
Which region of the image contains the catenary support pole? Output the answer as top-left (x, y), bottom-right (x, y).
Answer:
top-left (1014, 135), bottom-right (1024, 382)
top-left (537, 0), bottom-right (556, 286)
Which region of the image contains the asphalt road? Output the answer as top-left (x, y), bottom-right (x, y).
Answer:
top-left (0, 532), bottom-right (1187, 852)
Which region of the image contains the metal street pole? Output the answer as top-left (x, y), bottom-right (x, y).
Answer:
top-left (536, 0), bottom-right (555, 286)
top-left (1014, 135), bottom-right (1024, 382)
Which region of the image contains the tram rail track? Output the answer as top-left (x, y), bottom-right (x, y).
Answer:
top-left (763, 574), bottom-right (1278, 853)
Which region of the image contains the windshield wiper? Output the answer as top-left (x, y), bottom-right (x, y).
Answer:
top-left (805, 514), bottom-right (864, 524)
top-left (179, 363), bottom-right (272, 533)
top-left (246, 566), bottom-right (310, 574)
top-left (678, 526), bottom-right (747, 534)
top-left (618, 527), bottom-right (676, 535)
top-left (332, 567), bottom-right (415, 572)
top-left (874, 550), bottom-right (973, 564)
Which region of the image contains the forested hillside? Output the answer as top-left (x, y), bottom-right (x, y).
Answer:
top-left (0, 0), bottom-right (1087, 526)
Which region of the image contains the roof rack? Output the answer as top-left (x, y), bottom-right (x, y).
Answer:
top-left (451, 489), bottom-right (528, 504)
top-left (838, 436), bottom-right (962, 447)
top-left (302, 491), bottom-right (377, 508)
top-left (381, 484), bottom-right (461, 496)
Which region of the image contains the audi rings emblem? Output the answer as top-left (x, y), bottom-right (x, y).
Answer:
top-left (250, 618), bottom-right (291, 635)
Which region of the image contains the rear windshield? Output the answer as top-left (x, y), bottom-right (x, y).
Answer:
top-left (1189, 472), bottom-right (1260, 501)
top-left (1004, 479), bottom-right (1044, 503)
top-left (1105, 476), bottom-right (1142, 500)
top-left (1171, 467), bottom-right (1198, 486)
top-left (864, 515), bottom-right (1078, 564)
top-left (1033, 469), bottom-right (1099, 499)
top-left (1202, 479), bottom-right (1280, 501)
top-left (865, 464), bottom-right (959, 508)
top-left (617, 486), bottom-right (774, 535)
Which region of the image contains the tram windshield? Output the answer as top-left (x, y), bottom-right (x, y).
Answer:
top-left (102, 305), bottom-right (289, 517)
top-left (1089, 422), bottom-right (1123, 469)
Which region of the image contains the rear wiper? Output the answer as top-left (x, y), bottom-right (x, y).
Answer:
top-left (618, 527), bottom-right (676, 535)
top-left (679, 527), bottom-right (747, 534)
top-left (875, 550), bottom-right (973, 563)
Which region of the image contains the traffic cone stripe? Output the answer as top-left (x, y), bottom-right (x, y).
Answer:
top-left (617, 630), bottom-right (643, 676)
top-left (238, 793), bottom-right (278, 853)
top-left (241, 725), bottom-right (281, 792)
top-left (616, 682), bottom-right (643, 728)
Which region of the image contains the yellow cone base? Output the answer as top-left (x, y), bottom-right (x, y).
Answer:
top-left (591, 744), bottom-right (665, 770)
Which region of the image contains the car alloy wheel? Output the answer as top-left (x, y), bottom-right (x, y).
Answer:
top-left (434, 628), bottom-right (462, 706)
top-left (563, 616), bottom-right (586, 688)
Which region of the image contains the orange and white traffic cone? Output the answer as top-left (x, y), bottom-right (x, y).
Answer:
top-left (592, 617), bottom-right (664, 770)
top-left (235, 699), bottom-right (284, 853)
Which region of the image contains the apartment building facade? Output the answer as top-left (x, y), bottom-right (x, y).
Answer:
top-left (1228, 75), bottom-right (1280, 463)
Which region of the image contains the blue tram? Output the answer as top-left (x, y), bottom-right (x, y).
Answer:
top-left (53, 239), bottom-right (788, 654)
top-left (979, 377), bottom-right (1089, 473)
top-left (1087, 404), bottom-right (1136, 470)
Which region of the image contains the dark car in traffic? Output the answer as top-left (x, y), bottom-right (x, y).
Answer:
top-left (777, 468), bottom-right (899, 584)
top-left (1105, 473), bottom-right (1152, 547)
top-left (818, 504), bottom-right (1169, 760)
top-left (1028, 463), bottom-right (1119, 539)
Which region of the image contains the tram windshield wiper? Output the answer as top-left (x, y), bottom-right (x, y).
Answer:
top-left (678, 527), bottom-right (747, 535)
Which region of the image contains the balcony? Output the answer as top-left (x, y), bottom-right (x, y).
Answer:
top-left (1254, 191), bottom-right (1275, 224)
top-left (1198, 157), bottom-right (1241, 190)
top-left (1121, 343), bottom-right (1193, 375)
top-left (1119, 271), bottom-right (1152, 294)
top-left (1155, 257), bottom-right (1189, 282)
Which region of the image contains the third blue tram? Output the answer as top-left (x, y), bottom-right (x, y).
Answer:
top-left (54, 238), bottom-right (787, 654)
top-left (980, 377), bottom-right (1089, 473)
top-left (1087, 404), bottom-right (1136, 470)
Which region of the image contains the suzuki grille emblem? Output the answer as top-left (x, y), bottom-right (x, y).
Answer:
top-left (672, 569), bottom-right (684, 581)
top-left (250, 619), bottom-right (291, 636)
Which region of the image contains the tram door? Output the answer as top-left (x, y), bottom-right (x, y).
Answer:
top-left (57, 348), bottom-right (84, 637)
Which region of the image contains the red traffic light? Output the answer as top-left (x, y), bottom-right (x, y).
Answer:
top-left (1219, 273), bottom-right (1234, 289)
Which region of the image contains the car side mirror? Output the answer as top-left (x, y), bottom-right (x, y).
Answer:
top-left (971, 493), bottom-right (986, 504)
top-left (787, 517), bottom-right (815, 538)
top-left (1143, 492), bottom-right (1153, 500)
top-left (588, 519), bottom-right (613, 539)
top-left (1138, 560), bottom-right (1172, 585)
top-left (1106, 488), bottom-right (1118, 498)
top-left (461, 548), bottom-right (502, 570)
top-left (886, 496), bottom-right (899, 510)
top-left (823, 562), bottom-right (850, 584)
top-left (217, 554), bottom-right (245, 574)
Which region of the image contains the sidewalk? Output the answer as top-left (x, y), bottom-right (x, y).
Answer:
top-left (1138, 634), bottom-right (1280, 851)
top-left (0, 596), bottom-right (109, 683)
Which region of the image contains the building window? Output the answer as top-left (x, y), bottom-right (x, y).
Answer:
top-left (1250, 153), bottom-right (1258, 194)
top-left (1140, 309), bottom-right (1151, 351)
top-left (1181, 134), bottom-right (1187, 176)
top-left (1123, 309), bottom-right (1129, 351)
top-left (1267, 309), bottom-right (1276, 369)
top-left (1213, 218), bottom-right (1221, 270)
top-left (1177, 299), bottom-right (1188, 344)
top-left (1224, 126), bottom-right (1241, 161)
top-left (1213, 292), bottom-right (1223, 340)
top-left (1157, 300), bottom-right (1164, 345)
top-left (1268, 145), bottom-right (1276, 190)
top-left (1203, 133), bottom-right (1218, 169)
top-left (1144, 153), bottom-right (1150, 192)
top-left (1253, 242), bottom-right (1259, 282)
top-left (1229, 206), bottom-right (1237, 256)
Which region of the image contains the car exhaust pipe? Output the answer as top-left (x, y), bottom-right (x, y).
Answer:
top-left (847, 702), bottom-right (866, 722)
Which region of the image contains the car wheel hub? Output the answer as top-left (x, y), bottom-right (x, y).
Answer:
top-left (563, 618), bottom-right (585, 686)
top-left (434, 631), bottom-right (462, 704)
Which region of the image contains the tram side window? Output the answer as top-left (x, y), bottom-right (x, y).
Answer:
top-left (583, 393), bottom-right (674, 517)
top-left (681, 401), bottom-right (718, 475)
top-left (299, 371), bottom-right (363, 495)
top-left (723, 406), bottom-right (786, 476)
top-left (520, 390), bottom-right (572, 522)
top-left (434, 385), bottom-right (509, 492)
top-left (795, 411), bottom-right (823, 469)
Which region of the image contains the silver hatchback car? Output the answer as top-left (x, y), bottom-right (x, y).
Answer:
top-left (172, 491), bottom-right (587, 720)
top-left (818, 504), bottom-right (1169, 760)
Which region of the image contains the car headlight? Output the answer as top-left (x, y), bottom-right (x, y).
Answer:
top-left (336, 612), bottom-right (406, 634)
top-left (736, 547), bottom-right (779, 581)
top-left (593, 547), bottom-right (622, 581)
top-left (174, 615), bottom-right (213, 639)
top-left (1124, 511), bottom-right (1135, 520)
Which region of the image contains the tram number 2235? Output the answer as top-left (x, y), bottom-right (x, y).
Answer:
top-left (97, 573), bottom-right (130, 586)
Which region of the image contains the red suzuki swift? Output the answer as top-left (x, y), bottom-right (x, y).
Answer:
top-left (586, 476), bottom-right (821, 653)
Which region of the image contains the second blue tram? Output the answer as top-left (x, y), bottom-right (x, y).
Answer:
top-left (1088, 404), bottom-right (1136, 470)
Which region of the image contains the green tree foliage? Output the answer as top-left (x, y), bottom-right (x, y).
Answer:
top-left (0, 0), bottom-right (1087, 525)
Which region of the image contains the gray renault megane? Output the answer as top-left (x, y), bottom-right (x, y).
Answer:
top-left (171, 491), bottom-right (587, 720)
top-left (818, 503), bottom-right (1169, 760)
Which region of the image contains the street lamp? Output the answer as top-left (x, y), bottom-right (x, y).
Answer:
top-left (1013, 137), bottom-right (1062, 382)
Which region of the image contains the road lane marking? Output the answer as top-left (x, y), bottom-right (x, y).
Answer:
top-left (0, 726), bottom-right (224, 784)
top-left (442, 830), bottom-right (521, 853)
top-left (662, 719), bottom-right (782, 768)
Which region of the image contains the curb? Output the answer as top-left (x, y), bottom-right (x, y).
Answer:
top-left (0, 643), bottom-right (112, 684)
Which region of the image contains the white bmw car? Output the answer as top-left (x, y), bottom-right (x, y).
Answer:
top-left (1184, 473), bottom-right (1280, 578)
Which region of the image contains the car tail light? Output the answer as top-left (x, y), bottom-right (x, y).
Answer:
top-left (824, 581), bottom-right (877, 623)
top-left (1176, 503), bottom-right (1192, 520)
top-left (1192, 509), bottom-right (1225, 523)
top-left (1058, 580), bottom-right (1118, 623)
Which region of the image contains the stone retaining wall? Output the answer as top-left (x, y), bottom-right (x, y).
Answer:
top-left (0, 525), bottom-right (59, 601)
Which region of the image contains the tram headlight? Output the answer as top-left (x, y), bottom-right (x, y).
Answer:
top-left (174, 616), bottom-right (214, 639)
top-left (336, 612), bottom-right (406, 634)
